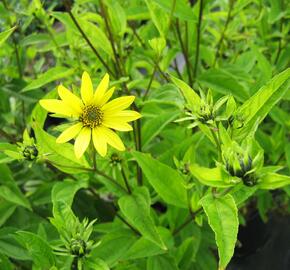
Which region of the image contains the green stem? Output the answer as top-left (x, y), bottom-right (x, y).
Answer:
top-left (64, 1), bottom-right (115, 77)
top-left (213, 0), bottom-right (234, 67)
top-left (274, 0), bottom-right (284, 65)
top-left (173, 207), bottom-right (203, 236)
top-left (120, 164), bottom-right (131, 194)
top-left (214, 186), bottom-right (234, 198)
top-left (46, 160), bottom-right (128, 194)
top-left (175, 19), bottom-right (193, 86)
top-left (99, 0), bottom-right (122, 76)
top-left (143, 61), bottom-right (158, 101)
top-left (167, 0), bottom-right (177, 32)
top-left (193, 0), bottom-right (203, 80)
top-left (210, 128), bottom-right (222, 160)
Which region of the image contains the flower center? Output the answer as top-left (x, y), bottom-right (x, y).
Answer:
top-left (80, 105), bottom-right (103, 128)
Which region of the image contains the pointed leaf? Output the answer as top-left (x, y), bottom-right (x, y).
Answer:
top-left (200, 194), bottom-right (238, 269)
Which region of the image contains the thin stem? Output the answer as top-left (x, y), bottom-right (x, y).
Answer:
top-left (143, 62), bottom-right (158, 101)
top-left (173, 208), bottom-right (203, 236)
top-left (115, 213), bottom-right (141, 235)
top-left (168, 0), bottom-right (177, 31)
top-left (175, 19), bottom-right (193, 86)
top-left (210, 128), bottom-right (222, 160)
top-left (64, 1), bottom-right (115, 76)
top-left (173, 58), bottom-right (183, 79)
top-left (99, 0), bottom-right (122, 76)
top-left (193, 0), bottom-right (203, 80)
top-left (95, 168), bottom-right (128, 194)
top-left (136, 119), bottom-right (143, 186)
top-left (120, 164), bottom-right (131, 194)
top-left (214, 186), bottom-right (234, 198)
top-left (46, 159), bottom-right (128, 193)
top-left (213, 0), bottom-right (234, 67)
top-left (131, 25), bottom-right (146, 48)
top-left (92, 147), bottom-right (97, 171)
top-left (274, 1), bottom-right (284, 65)
top-left (88, 187), bottom-right (139, 235)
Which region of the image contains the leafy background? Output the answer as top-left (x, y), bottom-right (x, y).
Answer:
top-left (0, 0), bottom-right (289, 269)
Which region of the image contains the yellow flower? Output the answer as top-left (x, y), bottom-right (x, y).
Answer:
top-left (39, 71), bottom-right (141, 158)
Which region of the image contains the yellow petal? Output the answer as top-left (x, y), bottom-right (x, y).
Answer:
top-left (100, 127), bottom-right (125, 151)
top-left (92, 127), bottom-right (107, 157)
top-left (101, 96), bottom-right (135, 112)
top-left (81, 71), bottom-right (94, 105)
top-left (39, 99), bottom-right (78, 117)
top-left (97, 87), bottom-right (115, 107)
top-left (94, 73), bottom-right (109, 105)
top-left (102, 119), bottom-right (133, 131)
top-left (56, 123), bottom-right (83, 143)
top-left (58, 85), bottom-right (83, 114)
top-left (104, 110), bottom-right (141, 122)
top-left (74, 127), bottom-right (91, 159)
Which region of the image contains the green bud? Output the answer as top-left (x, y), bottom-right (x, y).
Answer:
top-left (110, 153), bottom-right (122, 166)
top-left (22, 145), bottom-right (38, 161)
top-left (70, 238), bottom-right (86, 257)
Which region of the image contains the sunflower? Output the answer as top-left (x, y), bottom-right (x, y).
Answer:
top-left (40, 71), bottom-right (141, 158)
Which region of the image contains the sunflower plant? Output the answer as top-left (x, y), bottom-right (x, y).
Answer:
top-left (0, 1), bottom-right (290, 270)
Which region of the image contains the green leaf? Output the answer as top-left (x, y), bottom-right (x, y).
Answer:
top-left (90, 229), bottom-right (136, 266)
top-left (0, 164), bottom-right (31, 210)
top-left (169, 74), bottom-right (201, 110)
top-left (0, 26), bottom-right (16, 47)
top-left (77, 17), bottom-right (113, 56)
top-left (123, 227), bottom-right (173, 260)
top-left (142, 111), bottom-right (179, 149)
top-left (132, 152), bottom-right (188, 208)
top-left (147, 254), bottom-right (179, 270)
top-left (118, 187), bottom-right (166, 249)
top-left (0, 186), bottom-right (31, 210)
top-left (232, 68), bottom-right (290, 140)
top-left (197, 68), bottom-right (249, 101)
top-left (33, 123), bottom-right (90, 174)
top-left (153, 0), bottom-right (197, 21)
top-left (0, 228), bottom-right (30, 260)
top-left (258, 173), bottom-right (290, 190)
top-left (105, 0), bottom-right (127, 37)
top-left (200, 194), bottom-right (238, 269)
top-left (0, 201), bottom-right (16, 227)
top-left (21, 66), bottom-right (75, 92)
top-left (0, 254), bottom-right (13, 270)
top-left (15, 231), bottom-right (56, 268)
top-left (85, 258), bottom-right (110, 270)
top-left (190, 164), bottom-right (233, 188)
top-left (145, 0), bottom-right (169, 37)
top-left (51, 179), bottom-right (88, 207)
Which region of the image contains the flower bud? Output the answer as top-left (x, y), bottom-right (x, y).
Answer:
top-left (22, 145), bottom-right (38, 161)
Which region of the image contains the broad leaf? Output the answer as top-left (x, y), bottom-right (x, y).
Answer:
top-left (133, 152), bottom-right (188, 208)
top-left (33, 124), bottom-right (90, 174)
top-left (200, 194), bottom-right (238, 269)
top-left (51, 179), bottom-right (88, 207)
top-left (142, 111), bottom-right (179, 149)
top-left (0, 164), bottom-right (31, 210)
top-left (118, 187), bottom-right (166, 249)
top-left (170, 74), bottom-right (201, 110)
top-left (190, 164), bottom-right (233, 188)
top-left (15, 231), bottom-right (55, 268)
top-left (147, 254), bottom-right (179, 270)
top-left (21, 66), bottom-right (75, 92)
top-left (258, 173), bottom-right (290, 190)
top-left (0, 26), bottom-right (16, 47)
top-left (197, 68), bottom-right (249, 101)
top-left (232, 68), bottom-right (290, 140)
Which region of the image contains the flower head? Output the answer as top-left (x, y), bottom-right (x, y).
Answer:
top-left (40, 71), bottom-right (141, 158)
